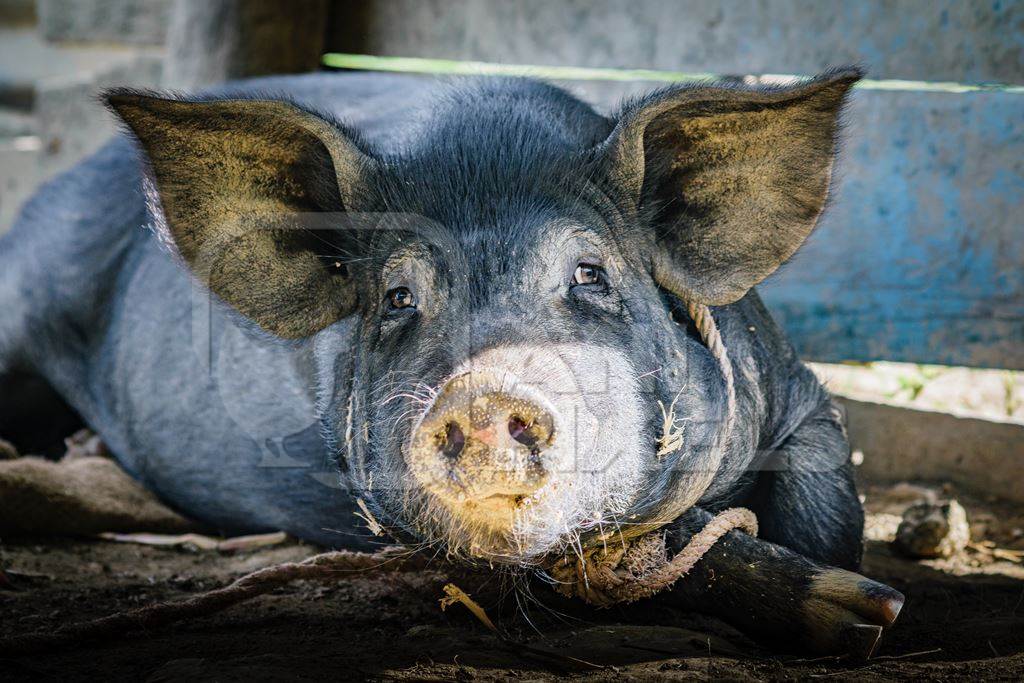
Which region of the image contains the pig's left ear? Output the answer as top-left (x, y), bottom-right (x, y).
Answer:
top-left (105, 91), bottom-right (378, 339)
top-left (605, 68), bottom-right (860, 305)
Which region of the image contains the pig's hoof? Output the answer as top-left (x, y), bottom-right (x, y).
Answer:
top-left (803, 568), bottom-right (904, 659)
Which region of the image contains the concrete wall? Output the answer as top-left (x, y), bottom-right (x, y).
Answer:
top-left (0, 0), bottom-right (167, 235)
top-left (0, 0), bottom-right (328, 236)
top-left (842, 397), bottom-right (1024, 503)
top-left (37, 0), bottom-right (169, 44)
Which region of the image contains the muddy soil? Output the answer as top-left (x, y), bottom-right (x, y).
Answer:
top-left (2, 484), bottom-right (1023, 682)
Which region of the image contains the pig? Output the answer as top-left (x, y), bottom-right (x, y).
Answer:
top-left (0, 69), bottom-right (903, 655)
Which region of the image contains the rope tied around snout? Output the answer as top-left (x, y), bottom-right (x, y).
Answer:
top-left (548, 507), bottom-right (758, 606)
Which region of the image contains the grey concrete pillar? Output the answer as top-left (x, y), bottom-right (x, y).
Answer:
top-left (163, 0), bottom-right (328, 89)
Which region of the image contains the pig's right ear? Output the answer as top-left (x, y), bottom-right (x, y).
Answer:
top-left (105, 91), bottom-right (377, 339)
top-left (604, 69), bottom-right (859, 306)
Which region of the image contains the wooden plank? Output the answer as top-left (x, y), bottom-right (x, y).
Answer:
top-left (163, 0), bottom-right (328, 89)
top-left (328, 0), bottom-right (1024, 85)
top-left (839, 397), bottom-right (1024, 504)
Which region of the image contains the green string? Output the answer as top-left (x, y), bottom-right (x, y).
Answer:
top-left (322, 53), bottom-right (1024, 95)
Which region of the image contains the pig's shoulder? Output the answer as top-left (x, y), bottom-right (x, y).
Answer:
top-left (722, 291), bottom-right (831, 447)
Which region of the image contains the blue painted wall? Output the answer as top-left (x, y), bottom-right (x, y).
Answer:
top-left (760, 88), bottom-right (1024, 368)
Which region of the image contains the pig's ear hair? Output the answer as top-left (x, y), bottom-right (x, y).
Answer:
top-left (104, 90), bottom-right (378, 339)
top-left (605, 68), bottom-right (860, 305)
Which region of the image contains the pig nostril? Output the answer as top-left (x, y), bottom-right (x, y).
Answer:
top-left (508, 415), bottom-right (538, 447)
top-left (439, 422), bottom-right (465, 460)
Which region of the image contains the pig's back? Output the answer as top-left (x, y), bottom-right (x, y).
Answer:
top-left (213, 71), bottom-right (446, 154)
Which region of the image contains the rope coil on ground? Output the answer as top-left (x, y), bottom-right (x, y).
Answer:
top-left (548, 507), bottom-right (758, 606)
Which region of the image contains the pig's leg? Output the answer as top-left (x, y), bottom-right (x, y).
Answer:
top-left (657, 401), bottom-right (901, 657)
top-left (745, 400), bottom-right (864, 570)
top-left (662, 506), bottom-right (903, 658)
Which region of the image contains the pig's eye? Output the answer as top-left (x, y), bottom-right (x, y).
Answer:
top-left (387, 287), bottom-right (416, 310)
top-left (572, 263), bottom-right (605, 287)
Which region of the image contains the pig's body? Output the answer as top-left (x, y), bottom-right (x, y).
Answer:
top-left (0, 72), bottom-right (899, 655)
top-left (2, 73), bottom-right (832, 550)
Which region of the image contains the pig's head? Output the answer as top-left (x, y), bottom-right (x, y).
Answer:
top-left (108, 69), bottom-right (857, 563)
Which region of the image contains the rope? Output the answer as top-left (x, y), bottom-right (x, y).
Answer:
top-left (0, 548), bottom-right (428, 656)
top-left (546, 302), bottom-right (750, 606)
top-left (687, 301), bottom-right (737, 423)
top-left (548, 507), bottom-right (757, 607)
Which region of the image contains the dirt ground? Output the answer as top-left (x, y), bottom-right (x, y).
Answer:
top-left (2, 483), bottom-right (1023, 682)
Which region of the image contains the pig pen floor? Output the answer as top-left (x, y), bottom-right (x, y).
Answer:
top-left (2, 486), bottom-right (1023, 682)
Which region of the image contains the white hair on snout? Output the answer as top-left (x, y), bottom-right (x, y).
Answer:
top-left (394, 343), bottom-right (647, 563)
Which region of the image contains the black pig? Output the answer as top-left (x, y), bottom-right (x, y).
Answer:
top-left (0, 70), bottom-right (902, 655)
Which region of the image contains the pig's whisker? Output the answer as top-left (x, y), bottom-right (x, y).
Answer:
top-left (635, 366), bottom-right (663, 381)
top-left (381, 392), bottom-right (433, 406)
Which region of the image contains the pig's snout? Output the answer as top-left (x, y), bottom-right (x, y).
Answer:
top-left (408, 370), bottom-right (558, 507)
top-left (399, 345), bottom-right (645, 560)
